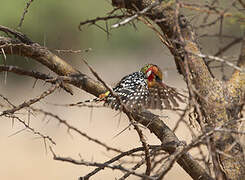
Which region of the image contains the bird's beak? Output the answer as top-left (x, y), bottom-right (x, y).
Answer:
top-left (159, 81), bottom-right (167, 88)
top-left (156, 78), bottom-right (162, 83)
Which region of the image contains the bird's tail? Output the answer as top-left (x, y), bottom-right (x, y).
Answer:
top-left (81, 97), bottom-right (102, 104)
top-left (76, 91), bottom-right (110, 106)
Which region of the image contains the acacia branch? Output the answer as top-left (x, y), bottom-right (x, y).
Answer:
top-left (0, 25), bottom-right (106, 97)
top-left (0, 65), bottom-right (72, 94)
top-left (227, 35), bottom-right (245, 103)
top-left (82, 145), bottom-right (161, 179)
top-left (111, 0), bottom-right (245, 179)
top-left (6, 115), bottom-right (56, 145)
top-left (0, 84), bottom-right (59, 116)
top-left (132, 111), bottom-right (213, 180)
top-left (214, 37), bottom-right (243, 57)
top-left (30, 107), bottom-right (122, 154)
top-left (79, 14), bottom-right (127, 30)
top-left (50, 146), bottom-right (154, 180)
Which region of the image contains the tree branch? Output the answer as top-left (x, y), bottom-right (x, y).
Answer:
top-left (0, 65), bottom-right (73, 94)
top-left (0, 25), bottom-right (106, 97)
top-left (111, 0), bottom-right (245, 179)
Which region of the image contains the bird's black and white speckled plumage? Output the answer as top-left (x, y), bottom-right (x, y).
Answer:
top-left (89, 64), bottom-right (185, 111)
top-left (105, 71), bottom-right (150, 111)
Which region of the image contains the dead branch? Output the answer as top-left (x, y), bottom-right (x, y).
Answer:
top-left (50, 146), bottom-right (154, 180)
top-left (82, 145), bottom-right (161, 179)
top-left (5, 115), bottom-right (56, 145)
top-left (18, 0), bottom-right (34, 28)
top-left (0, 25), bottom-right (106, 97)
top-left (0, 65), bottom-right (72, 94)
top-left (79, 14), bottom-right (127, 30)
top-left (1, 84), bottom-right (59, 116)
top-left (111, 0), bottom-right (245, 179)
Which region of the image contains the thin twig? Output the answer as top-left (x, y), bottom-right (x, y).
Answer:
top-left (194, 52), bottom-right (245, 72)
top-left (50, 147), bottom-right (155, 180)
top-left (79, 15), bottom-right (127, 30)
top-left (18, 0), bottom-right (34, 28)
top-left (6, 115), bottom-right (56, 145)
top-left (111, 1), bottom-right (161, 28)
top-left (0, 65), bottom-right (73, 95)
top-left (83, 145), bottom-right (161, 180)
top-left (1, 84), bottom-right (59, 116)
top-left (31, 107), bottom-right (123, 153)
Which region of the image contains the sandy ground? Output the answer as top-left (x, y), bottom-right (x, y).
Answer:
top-left (0, 55), bottom-right (195, 180)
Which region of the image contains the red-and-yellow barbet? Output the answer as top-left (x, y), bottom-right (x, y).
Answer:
top-left (88, 64), bottom-right (185, 111)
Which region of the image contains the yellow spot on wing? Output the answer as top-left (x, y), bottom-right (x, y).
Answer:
top-left (99, 91), bottom-right (110, 99)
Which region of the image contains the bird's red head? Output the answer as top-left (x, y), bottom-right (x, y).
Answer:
top-left (141, 64), bottom-right (163, 81)
top-left (140, 64), bottom-right (164, 87)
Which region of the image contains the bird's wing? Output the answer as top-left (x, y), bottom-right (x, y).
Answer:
top-left (148, 83), bottom-right (186, 109)
top-left (105, 84), bottom-right (149, 111)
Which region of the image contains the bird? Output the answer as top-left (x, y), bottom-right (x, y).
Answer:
top-left (87, 64), bottom-right (185, 111)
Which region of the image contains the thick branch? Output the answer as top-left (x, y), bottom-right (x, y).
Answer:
top-left (228, 36), bottom-right (245, 100)
top-left (0, 65), bottom-right (73, 94)
top-left (111, 0), bottom-right (245, 179)
top-left (133, 111), bottom-right (213, 180)
top-left (0, 34), bottom-right (106, 97)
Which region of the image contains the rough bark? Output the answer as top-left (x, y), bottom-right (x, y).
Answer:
top-left (111, 0), bottom-right (245, 179)
top-left (0, 33), bottom-right (105, 97)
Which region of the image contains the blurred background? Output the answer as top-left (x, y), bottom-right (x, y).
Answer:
top-left (0, 0), bottom-right (244, 179)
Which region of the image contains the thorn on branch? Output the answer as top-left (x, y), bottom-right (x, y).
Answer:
top-left (78, 15), bottom-right (127, 31)
top-left (51, 150), bottom-right (155, 180)
top-left (0, 84), bottom-right (59, 116)
top-left (82, 145), bottom-right (161, 179)
top-left (6, 115), bottom-right (56, 145)
top-left (0, 25), bottom-right (34, 44)
top-left (111, 1), bottom-right (161, 28)
top-left (0, 65), bottom-right (73, 95)
top-left (54, 48), bottom-right (92, 54)
top-left (31, 107), bottom-right (123, 153)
